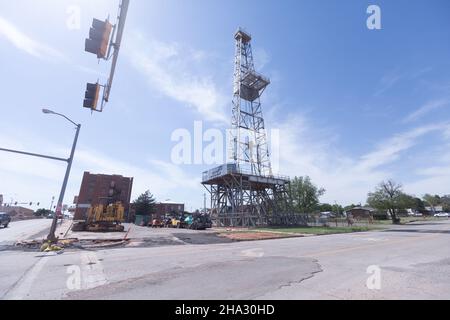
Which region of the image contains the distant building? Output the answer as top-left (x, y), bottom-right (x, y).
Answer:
top-left (74, 172), bottom-right (133, 220)
top-left (0, 205), bottom-right (35, 221)
top-left (425, 206), bottom-right (443, 213)
top-left (154, 202), bottom-right (185, 219)
top-left (346, 206), bottom-right (376, 219)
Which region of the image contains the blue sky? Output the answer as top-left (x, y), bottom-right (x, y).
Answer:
top-left (1, 0), bottom-right (450, 211)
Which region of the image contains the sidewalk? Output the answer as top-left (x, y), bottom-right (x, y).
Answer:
top-left (63, 223), bottom-right (211, 241)
top-left (54, 219), bottom-right (73, 239)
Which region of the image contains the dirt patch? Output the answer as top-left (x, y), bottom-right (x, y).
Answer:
top-left (173, 232), bottom-right (234, 244)
top-left (126, 237), bottom-right (185, 248)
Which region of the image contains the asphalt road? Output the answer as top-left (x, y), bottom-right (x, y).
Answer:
top-left (0, 219), bottom-right (449, 300)
top-left (0, 219), bottom-right (51, 246)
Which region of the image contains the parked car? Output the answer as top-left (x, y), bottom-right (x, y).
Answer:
top-left (434, 212), bottom-right (449, 218)
top-left (47, 212), bottom-right (63, 219)
top-left (63, 213), bottom-right (74, 219)
top-left (0, 212), bottom-right (11, 228)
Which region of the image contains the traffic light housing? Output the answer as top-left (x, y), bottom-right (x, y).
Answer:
top-left (83, 83), bottom-right (101, 110)
top-left (85, 18), bottom-right (113, 59)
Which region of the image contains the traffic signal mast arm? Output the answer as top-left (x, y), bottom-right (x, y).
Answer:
top-left (103, 0), bottom-right (130, 104)
top-left (83, 0), bottom-right (130, 112)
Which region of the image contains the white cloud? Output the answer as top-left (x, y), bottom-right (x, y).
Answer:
top-left (76, 65), bottom-right (107, 77)
top-left (253, 47), bottom-right (271, 70)
top-left (275, 115), bottom-right (381, 204)
top-left (75, 148), bottom-right (200, 198)
top-left (444, 126), bottom-right (450, 140)
top-left (274, 114), bottom-right (450, 205)
top-left (0, 130), bottom-right (203, 209)
top-left (125, 33), bottom-right (228, 123)
top-left (2, 114), bottom-right (449, 210)
top-left (357, 124), bottom-right (444, 171)
top-left (403, 99), bottom-right (450, 123)
top-left (404, 137), bottom-right (450, 197)
top-left (405, 170), bottom-right (450, 199)
top-left (0, 16), bottom-right (66, 62)
top-left (374, 69), bottom-right (403, 96)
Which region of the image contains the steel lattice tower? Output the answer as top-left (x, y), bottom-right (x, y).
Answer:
top-left (231, 29), bottom-right (272, 177)
top-left (202, 29), bottom-right (305, 227)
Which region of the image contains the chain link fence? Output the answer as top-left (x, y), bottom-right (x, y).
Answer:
top-left (304, 214), bottom-right (375, 228)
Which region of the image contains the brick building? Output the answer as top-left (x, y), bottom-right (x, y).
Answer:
top-left (0, 206), bottom-right (35, 221)
top-left (74, 172), bottom-right (133, 220)
top-left (154, 202), bottom-right (185, 218)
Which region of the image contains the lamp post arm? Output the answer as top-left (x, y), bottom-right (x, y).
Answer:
top-left (52, 112), bottom-right (78, 127)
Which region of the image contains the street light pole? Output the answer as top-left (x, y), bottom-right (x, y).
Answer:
top-left (204, 193), bottom-right (206, 215)
top-left (49, 196), bottom-right (55, 211)
top-left (43, 109), bottom-right (81, 242)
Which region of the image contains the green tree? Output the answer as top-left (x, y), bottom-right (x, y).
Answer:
top-left (317, 203), bottom-right (344, 215)
top-left (411, 197), bottom-right (425, 213)
top-left (423, 194), bottom-right (441, 213)
top-left (133, 190), bottom-right (156, 216)
top-left (332, 203), bottom-right (345, 216)
top-left (289, 176), bottom-right (325, 214)
top-left (397, 193), bottom-right (417, 215)
top-left (367, 180), bottom-right (412, 224)
top-left (34, 208), bottom-right (51, 217)
top-left (441, 195), bottom-right (450, 212)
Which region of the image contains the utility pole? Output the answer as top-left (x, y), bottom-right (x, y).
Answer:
top-left (48, 123), bottom-right (80, 241)
top-left (49, 196), bottom-right (55, 211)
top-left (203, 193), bottom-right (207, 214)
top-left (42, 109), bottom-right (81, 242)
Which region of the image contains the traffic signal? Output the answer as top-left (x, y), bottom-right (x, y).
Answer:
top-left (83, 83), bottom-right (101, 110)
top-left (85, 18), bottom-right (113, 59)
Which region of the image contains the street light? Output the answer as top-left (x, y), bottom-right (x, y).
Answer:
top-left (42, 108), bottom-right (81, 242)
top-left (43, 109), bottom-right (79, 127)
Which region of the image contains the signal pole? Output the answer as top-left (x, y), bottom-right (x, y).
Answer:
top-left (49, 196), bottom-right (55, 211)
top-left (42, 109), bottom-right (81, 242)
top-left (103, 0), bottom-right (130, 104)
top-left (203, 193), bottom-right (207, 214)
top-left (83, 0), bottom-right (130, 112)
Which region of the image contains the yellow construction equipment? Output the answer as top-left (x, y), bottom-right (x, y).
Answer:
top-left (85, 202), bottom-right (125, 232)
top-left (170, 217), bottom-right (181, 228)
